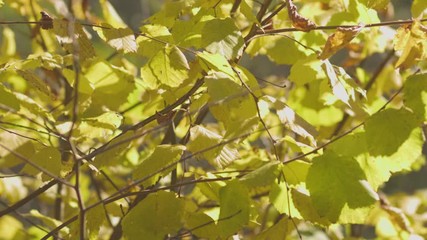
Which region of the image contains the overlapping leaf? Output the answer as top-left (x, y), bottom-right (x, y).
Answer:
top-left (140, 46), bottom-right (189, 88)
top-left (393, 20), bottom-right (427, 69)
top-left (319, 24), bottom-right (364, 60)
top-left (187, 125), bottom-right (239, 169)
top-left (201, 18), bottom-right (244, 60)
top-left (133, 145), bottom-right (186, 187)
top-left (95, 23), bottom-right (137, 53)
top-left (306, 150), bottom-right (377, 223)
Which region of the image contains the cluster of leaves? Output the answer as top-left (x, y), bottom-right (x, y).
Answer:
top-left (0, 0), bottom-right (426, 239)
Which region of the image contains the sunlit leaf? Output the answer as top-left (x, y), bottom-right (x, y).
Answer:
top-left (141, 46), bottom-right (189, 88)
top-left (95, 23), bottom-right (137, 53)
top-left (319, 24), bottom-right (364, 60)
top-left (393, 21), bottom-right (427, 69)
top-left (289, 54), bottom-right (325, 85)
top-left (411, 0), bottom-right (427, 17)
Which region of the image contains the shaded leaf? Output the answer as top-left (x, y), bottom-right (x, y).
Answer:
top-left (17, 70), bottom-right (54, 99)
top-left (319, 24), bottom-right (364, 60)
top-left (404, 73), bottom-right (427, 121)
top-left (0, 84), bottom-right (20, 111)
top-left (21, 147), bottom-right (61, 181)
top-left (218, 180), bottom-right (250, 238)
top-left (365, 108), bottom-right (418, 156)
top-left (306, 150), bottom-right (377, 222)
top-left (240, 161), bottom-right (279, 188)
top-left (52, 19), bottom-right (96, 63)
top-left (201, 18), bottom-right (244, 60)
top-left (133, 145), bottom-right (186, 187)
top-left (197, 51), bottom-right (236, 79)
top-left (187, 125), bottom-right (239, 168)
top-left (122, 191), bottom-right (184, 240)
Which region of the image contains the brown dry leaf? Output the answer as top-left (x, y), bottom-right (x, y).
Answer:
top-left (39, 11), bottom-right (53, 30)
top-left (287, 0), bottom-right (316, 32)
top-left (319, 24), bottom-right (365, 60)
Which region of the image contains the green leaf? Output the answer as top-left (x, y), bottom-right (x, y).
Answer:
top-left (365, 108), bottom-right (418, 156)
top-left (122, 191), bottom-right (184, 240)
top-left (240, 161), bottom-right (279, 188)
top-left (411, 0), bottom-right (427, 17)
top-left (0, 132), bottom-right (35, 168)
top-left (21, 147), bottom-right (62, 181)
top-left (255, 217), bottom-right (291, 240)
top-left (86, 204), bottom-right (106, 240)
top-left (82, 112), bottom-right (123, 130)
top-left (52, 19), bottom-right (96, 63)
top-left (146, 1), bottom-right (185, 28)
top-left (138, 24), bottom-right (173, 58)
top-left (265, 96), bottom-right (318, 146)
top-left (240, 0), bottom-right (259, 25)
top-left (99, 0), bottom-right (127, 28)
top-left (205, 74), bottom-right (258, 137)
top-left (201, 18), bottom-right (244, 60)
top-left (94, 131), bottom-right (134, 169)
top-left (218, 180), bottom-right (250, 238)
top-left (133, 145), bottom-right (186, 187)
top-left (187, 125), bottom-right (239, 169)
top-left (269, 181), bottom-right (302, 218)
top-left (140, 46), bottom-right (189, 88)
top-left (197, 51), bottom-right (236, 79)
top-left (84, 60), bottom-right (135, 110)
top-left (185, 212), bottom-right (219, 239)
top-left (75, 112), bottom-right (123, 142)
top-left (17, 70), bottom-right (54, 99)
top-left (95, 23), bottom-right (137, 53)
top-left (0, 84), bottom-right (19, 111)
top-left (289, 54), bottom-right (326, 86)
top-left (291, 188), bottom-right (332, 226)
top-left (306, 150), bottom-right (377, 223)
top-left (266, 37), bottom-right (308, 65)
top-left (29, 209), bottom-right (69, 235)
top-left (404, 73), bottom-right (427, 121)
top-left (329, 132), bottom-right (389, 190)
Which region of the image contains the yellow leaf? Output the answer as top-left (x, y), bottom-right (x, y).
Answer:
top-left (319, 24), bottom-right (365, 60)
top-left (393, 21), bottom-right (427, 69)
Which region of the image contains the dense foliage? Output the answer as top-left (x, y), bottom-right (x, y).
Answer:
top-left (0, 0), bottom-right (426, 239)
